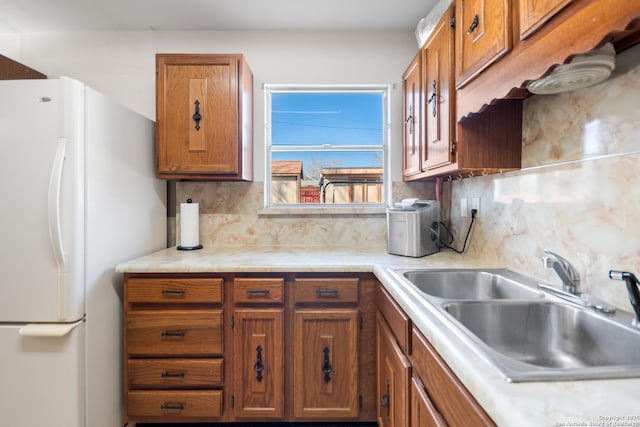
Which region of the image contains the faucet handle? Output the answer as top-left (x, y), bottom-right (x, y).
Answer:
top-left (543, 249), bottom-right (580, 281)
top-left (541, 255), bottom-right (554, 270)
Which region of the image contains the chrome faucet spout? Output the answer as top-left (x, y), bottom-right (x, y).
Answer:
top-left (542, 250), bottom-right (581, 294)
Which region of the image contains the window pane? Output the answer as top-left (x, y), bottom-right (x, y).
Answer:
top-left (270, 150), bottom-right (384, 205)
top-left (267, 87), bottom-right (388, 208)
top-left (272, 92), bottom-right (383, 147)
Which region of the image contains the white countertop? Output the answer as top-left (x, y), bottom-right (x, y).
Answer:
top-left (117, 246), bottom-right (640, 426)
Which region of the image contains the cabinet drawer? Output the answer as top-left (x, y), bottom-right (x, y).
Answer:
top-left (412, 328), bottom-right (494, 426)
top-left (376, 285), bottom-right (410, 354)
top-left (293, 278), bottom-right (359, 304)
top-left (128, 390), bottom-right (223, 418)
top-left (127, 277), bottom-right (224, 304)
top-left (233, 278), bottom-right (284, 304)
top-left (128, 358), bottom-right (223, 389)
top-left (127, 310), bottom-right (223, 356)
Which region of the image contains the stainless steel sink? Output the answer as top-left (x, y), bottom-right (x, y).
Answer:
top-left (389, 268), bottom-right (640, 382)
top-left (400, 269), bottom-right (544, 300)
top-left (443, 301), bottom-right (640, 378)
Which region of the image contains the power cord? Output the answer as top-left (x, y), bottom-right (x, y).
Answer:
top-left (439, 209), bottom-right (477, 254)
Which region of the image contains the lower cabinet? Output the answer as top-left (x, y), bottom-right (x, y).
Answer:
top-left (376, 312), bottom-right (410, 427)
top-left (376, 283), bottom-right (495, 427)
top-left (123, 272), bottom-right (376, 424)
top-left (124, 276), bottom-right (225, 423)
top-left (293, 309), bottom-right (359, 419)
top-left (411, 376), bottom-right (446, 427)
top-left (232, 308), bottom-right (284, 419)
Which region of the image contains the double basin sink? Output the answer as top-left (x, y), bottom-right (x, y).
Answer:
top-left (390, 268), bottom-right (640, 382)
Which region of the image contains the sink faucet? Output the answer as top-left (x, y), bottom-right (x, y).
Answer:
top-left (542, 250), bottom-right (581, 294)
top-left (609, 270), bottom-right (640, 325)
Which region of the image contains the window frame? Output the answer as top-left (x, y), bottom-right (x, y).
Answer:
top-left (263, 84), bottom-right (392, 213)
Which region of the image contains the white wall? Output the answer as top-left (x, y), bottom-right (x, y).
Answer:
top-left (1, 30), bottom-right (417, 181)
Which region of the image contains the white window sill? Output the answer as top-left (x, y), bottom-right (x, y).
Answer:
top-left (258, 205), bottom-right (387, 216)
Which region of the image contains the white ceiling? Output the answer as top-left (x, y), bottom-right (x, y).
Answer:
top-left (0, 0), bottom-right (438, 33)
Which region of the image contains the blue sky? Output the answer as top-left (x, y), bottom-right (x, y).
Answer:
top-left (271, 91), bottom-right (384, 179)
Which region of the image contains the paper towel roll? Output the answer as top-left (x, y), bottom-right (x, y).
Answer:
top-left (179, 199), bottom-right (201, 249)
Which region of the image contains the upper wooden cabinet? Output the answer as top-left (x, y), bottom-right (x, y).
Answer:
top-left (455, 0), bottom-right (511, 88)
top-left (402, 52), bottom-right (422, 178)
top-left (423, 5), bottom-right (456, 171)
top-left (519, 0), bottom-right (572, 39)
top-left (402, 5), bottom-right (522, 181)
top-left (402, 6), bottom-right (457, 181)
top-left (456, 1), bottom-right (640, 120)
top-left (156, 54), bottom-right (253, 180)
top-left (0, 55), bottom-right (46, 79)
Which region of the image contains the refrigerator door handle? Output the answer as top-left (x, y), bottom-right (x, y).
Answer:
top-left (48, 138), bottom-right (67, 270)
top-left (18, 319), bottom-right (83, 337)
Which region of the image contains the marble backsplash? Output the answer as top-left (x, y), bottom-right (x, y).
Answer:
top-left (176, 181), bottom-right (435, 250)
top-left (446, 43), bottom-right (640, 310)
top-left (176, 43), bottom-right (640, 310)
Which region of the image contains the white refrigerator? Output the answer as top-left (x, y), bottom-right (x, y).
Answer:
top-left (0, 77), bottom-right (167, 426)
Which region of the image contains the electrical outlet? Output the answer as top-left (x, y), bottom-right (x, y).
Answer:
top-left (460, 198), bottom-right (468, 217)
top-left (471, 197), bottom-right (480, 217)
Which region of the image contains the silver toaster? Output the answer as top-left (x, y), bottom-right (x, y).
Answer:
top-left (386, 199), bottom-right (440, 257)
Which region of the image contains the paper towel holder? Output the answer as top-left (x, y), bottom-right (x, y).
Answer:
top-left (177, 198), bottom-right (203, 251)
top-left (177, 244), bottom-right (203, 251)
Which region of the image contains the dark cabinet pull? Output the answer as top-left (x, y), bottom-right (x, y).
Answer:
top-left (380, 379), bottom-right (390, 420)
top-left (193, 100), bottom-right (202, 130)
top-left (467, 14), bottom-right (479, 34)
top-left (161, 289), bottom-right (185, 296)
top-left (161, 371), bottom-right (185, 378)
top-left (322, 346), bottom-right (332, 383)
top-left (406, 105), bottom-right (414, 135)
top-left (161, 403), bottom-right (185, 411)
top-left (161, 331), bottom-right (185, 337)
top-left (316, 289), bottom-right (339, 297)
top-left (254, 345), bottom-right (264, 382)
top-left (246, 289), bottom-right (271, 296)
top-left (427, 80), bottom-right (437, 117)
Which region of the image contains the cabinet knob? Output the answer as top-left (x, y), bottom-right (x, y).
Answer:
top-left (161, 371), bottom-right (185, 379)
top-left (161, 330), bottom-right (185, 338)
top-left (161, 403), bottom-right (185, 411)
top-left (322, 346), bottom-right (332, 383)
top-left (427, 80), bottom-right (437, 117)
top-left (192, 100), bottom-right (202, 130)
top-left (316, 289), bottom-right (339, 297)
top-left (467, 14), bottom-right (479, 34)
top-left (254, 345), bottom-right (264, 382)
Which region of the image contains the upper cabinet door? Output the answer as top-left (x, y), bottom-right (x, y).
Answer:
top-left (422, 6), bottom-right (455, 171)
top-left (519, 0), bottom-right (573, 39)
top-left (156, 54), bottom-right (253, 180)
top-left (401, 52), bottom-right (422, 179)
top-left (455, 0), bottom-right (512, 88)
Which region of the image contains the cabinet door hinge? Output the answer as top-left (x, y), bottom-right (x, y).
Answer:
top-left (231, 395), bottom-right (235, 408)
top-left (451, 12), bottom-right (456, 28)
top-left (359, 315), bottom-right (363, 331)
top-left (231, 315), bottom-right (234, 329)
top-left (359, 394), bottom-right (363, 409)
top-left (451, 141), bottom-right (457, 155)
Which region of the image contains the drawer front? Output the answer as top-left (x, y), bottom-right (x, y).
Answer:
top-left (127, 277), bottom-right (224, 304)
top-left (127, 310), bottom-right (223, 356)
top-left (294, 278), bottom-right (359, 304)
top-left (376, 285), bottom-right (410, 354)
top-left (233, 277), bottom-right (284, 304)
top-left (412, 328), bottom-right (494, 426)
top-left (128, 358), bottom-right (223, 388)
top-left (128, 390), bottom-right (223, 418)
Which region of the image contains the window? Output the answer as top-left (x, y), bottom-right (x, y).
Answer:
top-left (264, 85), bottom-right (390, 210)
